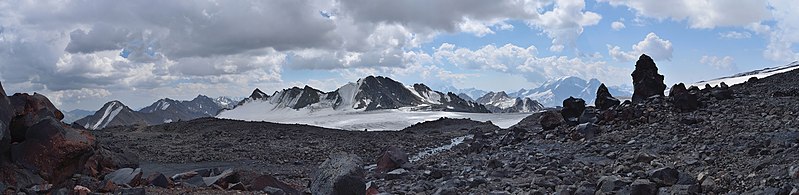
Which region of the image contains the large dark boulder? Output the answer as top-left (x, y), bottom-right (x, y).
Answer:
top-left (668, 83), bottom-right (698, 112)
top-left (311, 153), bottom-right (366, 195)
top-left (631, 54), bottom-right (666, 103)
top-left (561, 97), bottom-right (586, 125)
top-left (376, 146), bottom-right (409, 173)
top-left (595, 83), bottom-right (620, 110)
top-left (9, 118), bottom-right (95, 185)
top-left (0, 82), bottom-right (13, 156)
top-left (8, 93), bottom-right (65, 143)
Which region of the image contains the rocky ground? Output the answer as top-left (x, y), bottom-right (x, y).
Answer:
top-left (93, 117), bottom-right (499, 192)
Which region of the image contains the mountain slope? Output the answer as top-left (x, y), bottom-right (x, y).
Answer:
top-left (76, 95), bottom-right (230, 130)
top-left (222, 76), bottom-right (489, 116)
top-left (694, 61), bottom-right (799, 88)
top-left (475, 91), bottom-right (544, 113)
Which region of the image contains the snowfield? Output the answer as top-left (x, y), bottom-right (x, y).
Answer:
top-left (694, 61), bottom-right (799, 89)
top-left (217, 102), bottom-right (533, 131)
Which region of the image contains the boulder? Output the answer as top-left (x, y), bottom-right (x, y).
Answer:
top-left (629, 179), bottom-right (656, 195)
top-left (250, 174), bottom-right (301, 195)
top-left (202, 168), bottom-right (236, 187)
top-left (648, 167), bottom-right (679, 186)
top-left (668, 83), bottom-right (698, 112)
top-left (595, 83), bottom-right (620, 110)
top-left (310, 153), bottom-right (366, 195)
top-left (597, 176), bottom-right (631, 193)
top-left (540, 111), bottom-right (563, 130)
top-left (104, 168), bottom-right (143, 186)
top-left (0, 82), bottom-right (12, 155)
top-left (561, 96), bottom-right (586, 125)
top-left (376, 146), bottom-right (409, 173)
top-left (9, 118), bottom-right (95, 185)
top-left (631, 54), bottom-right (666, 103)
top-left (710, 83), bottom-right (733, 100)
top-left (572, 123), bottom-right (600, 140)
top-left (146, 173), bottom-right (170, 188)
top-left (385, 168), bottom-right (409, 180)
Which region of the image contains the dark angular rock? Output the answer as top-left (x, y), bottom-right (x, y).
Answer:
top-left (310, 153), bottom-right (366, 195)
top-left (631, 54), bottom-right (667, 103)
top-left (710, 87), bottom-right (733, 100)
top-left (598, 176), bottom-right (631, 193)
top-left (104, 168), bottom-right (143, 186)
top-left (376, 146), bottom-right (409, 173)
top-left (648, 167), bottom-right (679, 186)
top-left (748, 77), bottom-right (759, 83)
top-left (250, 174), bottom-right (301, 195)
top-left (630, 179), bottom-right (657, 195)
top-left (561, 96), bottom-right (586, 125)
top-left (0, 81), bottom-right (12, 155)
top-left (573, 123), bottom-right (600, 140)
top-left (658, 185), bottom-right (700, 194)
top-left (540, 111), bottom-right (564, 130)
top-left (263, 186), bottom-right (287, 195)
top-left (146, 173), bottom-right (170, 188)
top-left (595, 83), bottom-right (621, 110)
top-left (668, 83), bottom-right (699, 112)
top-left (114, 187), bottom-right (145, 195)
top-left (578, 107), bottom-right (599, 124)
top-left (385, 168), bottom-right (408, 180)
top-left (10, 118), bottom-right (95, 185)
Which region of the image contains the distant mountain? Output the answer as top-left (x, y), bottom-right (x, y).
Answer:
top-left (457, 93), bottom-right (474, 102)
top-left (475, 91), bottom-right (544, 113)
top-left (509, 76), bottom-right (632, 107)
top-left (437, 86), bottom-right (488, 101)
top-left (63, 109), bottom-right (93, 123)
top-left (76, 95), bottom-right (232, 130)
top-left (222, 76), bottom-right (489, 116)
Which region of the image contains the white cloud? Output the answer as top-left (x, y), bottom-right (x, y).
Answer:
top-left (611, 21), bottom-right (626, 30)
top-left (718, 31), bottom-right (752, 39)
top-left (607, 32), bottom-right (673, 62)
top-left (528, 0), bottom-right (602, 52)
top-left (700, 55), bottom-right (735, 70)
top-left (761, 0), bottom-right (799, 62)
top-left (433, 43), bottom-right (631, 85)
top-left (597, 0), bottom-right (771, 29)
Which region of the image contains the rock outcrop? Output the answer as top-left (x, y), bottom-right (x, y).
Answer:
top-left (668, 83), bottom-right (699, 112)
top-left (595, 83), bottom-right (620, 110)
top-left (561, 96), bottom-right (586, 125)
top-left (631, 54), bottom-right (666, 103)
top-left (311, 153), bottom-right (366, 195)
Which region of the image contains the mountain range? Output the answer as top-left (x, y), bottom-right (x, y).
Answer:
top-left (508, 76), bottom-right (631, 107)
top-left (226, 76), bottom-right (490, 115)
top-left (474, 92), bottom-right (544, 113)
top-left (75, 95), bottom-right (238, 130)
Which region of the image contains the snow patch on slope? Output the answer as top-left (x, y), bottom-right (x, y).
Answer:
top-left (694, 61), bottom-right (799, 89)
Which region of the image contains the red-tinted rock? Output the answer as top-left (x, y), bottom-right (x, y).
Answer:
top-left (8, 93), bottom-right (65, 143)
top-left (0, 82), bottom-right (12, 157)
top-left (9, 118), bottom-right (95, 185)
top-left (631, 54), bottom-right (666, 103)
top-left (250, 174), bottom-right (301, 195)
top-left (376, 146), bottom-right (409, 173)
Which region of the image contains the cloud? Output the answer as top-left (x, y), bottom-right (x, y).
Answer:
top-left (718, 31), bottom-right (752, 39)
top-left (528, 0), bottom-right (602, 52)
top-left (596, 0), bottom-right (771, 29)
top-left (700, 55), bottom-right (736, 70)
top-left (43, 88), bottom-right (112, 107)
top-left (611, 21), bottom-right (626, 30)
top-left (761, 0), bottom-right (799, 62)
top-left (607, 32), bottom-right (673, 62)
top-left (432, 43), bottom-right (631, 85)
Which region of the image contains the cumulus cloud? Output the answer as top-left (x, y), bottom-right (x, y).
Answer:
top-left (761, 0), bottom-right (799, 62)
top-left (607, 32), bottom-right (673, 62)
top-left (718, 31), bottom-right (752, 39)
top-left (700, 55), bottom-right (736, 70)
top-left (432, 43), bottom-right (631, 85)
top-left (528, 0), bottom-right (602, 52)
top-left (596, 0), bottom-right (771, 29)
top-left (611, 21), bottom-right (626, 30)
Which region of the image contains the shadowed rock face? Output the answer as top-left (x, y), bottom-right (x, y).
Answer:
top-left (631, 54), bottom-right (666, 103)
top-left (595, 83), bottom-right (620, 110)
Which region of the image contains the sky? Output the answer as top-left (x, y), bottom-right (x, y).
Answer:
top-left (0, 0), bottom-right (797, 111)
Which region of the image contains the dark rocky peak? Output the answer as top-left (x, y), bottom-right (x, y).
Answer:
top-left (191, 94), bottom-right (214, 102)
top-left (595, 83), bottom-right (620, 110)
top-left (412, 83), bottom-right (433, 93)
top-left (475, 91), bottom-right (511, 104)
top-left (139, 98), bottom-right (179, 113)
top-left (272, 85), bottom-right (324, 110)
top-left (631, 54), bottom-right (666, 103)
top-left (249, 88), bottom-right (268, 100)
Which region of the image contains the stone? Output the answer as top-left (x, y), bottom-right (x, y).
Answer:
top-left (597, 176), bottom-right (631, 193)
top-left (146, 173), bottom-right (170, 188)
top-left (310, 153), bottom-right (366, 195)
top-left (595, 83), bottom-right (621, 110)
top-left (263, 187), bottom-right (286, 195)
top-left (9, 118), bottom-right (95, 185)
top-left (630, 179), bottom-right (657, 195)
top-left (385, 168), bottom-right (408, 180)
top-left (668, 83), bottom-right (699, 112)
top-left (73, 185), bottom-right (91, 195)
top-left (631, 54), bottom-right (667, 103)
top-left (376, 146), bottom-right (409, 173)
top-left (181, 175), bottom-right (206, 187)
top-left (555, 185), bottom-right (577, 195)
top-left (227, 182), bottom-right (246, 191)
top-left (540, 111), bottom-right (564, 130)
top-left (0, 81), bottom-right (12, 155)
top-left (114, 187), bottom-right (145, 195)
top-left (561, 96), bottom-right (586, 125)
top-left (657, 185), bottom-right (699, 195)
top-left (201, 168), bottom-right (235, 187)
top-left (250, 174), bottom-right (301, 195)
top-left (573, 123), bottom-right (600, 140)
top-left (104, 168), bottom-right (143, 186)
top-left (648, 167), bottom-right (679, 187)
top-left (710, 88), bottom-right (733, 100)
